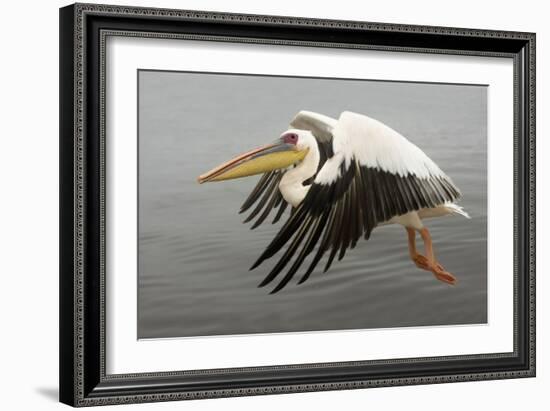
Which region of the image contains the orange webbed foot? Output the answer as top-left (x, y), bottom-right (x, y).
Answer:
top-left (431, 263), bottom-right (457, 285)
top-left (412, 254), bottom-right (431, 271)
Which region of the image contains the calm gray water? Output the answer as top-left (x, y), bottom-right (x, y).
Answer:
top-left (137, 71), bottom-right (487, 339)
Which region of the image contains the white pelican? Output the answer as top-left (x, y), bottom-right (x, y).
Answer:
top-left (198, 111), bottom-right (469, 293)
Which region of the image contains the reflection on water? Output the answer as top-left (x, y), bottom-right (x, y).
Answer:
top-left (138, 71), bottom-right (488, 339)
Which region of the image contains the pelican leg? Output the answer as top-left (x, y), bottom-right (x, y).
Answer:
top-left (406, 227), bottom-right (457, 285)
top-left (418, 228), bottom-right (457, 285)
top-left (406, 227), bottom-right (431, 270)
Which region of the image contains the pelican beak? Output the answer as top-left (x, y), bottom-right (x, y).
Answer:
top-left (197, 139), bottom-right (308, 184)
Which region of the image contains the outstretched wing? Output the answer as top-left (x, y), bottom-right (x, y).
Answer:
top-left (252, 111), bottom-right (462, 293)
top-left (240, 111), bottom-right (337, 228)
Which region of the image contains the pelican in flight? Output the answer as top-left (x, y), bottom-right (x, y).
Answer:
top-left (198, 111), bottom-right (469, 293)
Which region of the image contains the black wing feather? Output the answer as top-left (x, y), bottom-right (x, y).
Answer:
top-left (240, 171), bottom-right (287, 228)
top-left (300, 206), bottom-right (336, 283)
top-left (272, 199), bottom-right (288, 224)
top-left (243, 174), bottom-right (279, 224)
top-left (324, 197), bottom-right (344, 272)
top-left (251, 189), bottom-right (283, 229)
top-left (240, 171), bottom-right (274, 213)
top-left (253, 157), bottom-right (461, 293)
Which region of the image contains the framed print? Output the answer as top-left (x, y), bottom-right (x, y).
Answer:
top-left (59, 3), bottom-right (536, 407)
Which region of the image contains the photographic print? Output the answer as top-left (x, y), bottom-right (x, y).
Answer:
top-left (137, 70), bottom-right (487, 339)
top-left (60, 4), bottom-right (535, 405)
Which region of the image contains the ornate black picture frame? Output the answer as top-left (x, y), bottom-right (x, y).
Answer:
top-left (59, 3), bottom-right (535, 407)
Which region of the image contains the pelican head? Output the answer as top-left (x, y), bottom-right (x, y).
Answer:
top-left (197, 129), bottom-right (315, 183)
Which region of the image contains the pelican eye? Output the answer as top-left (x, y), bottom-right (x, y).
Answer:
top-left (283, 133), bottom-right (299, 145)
